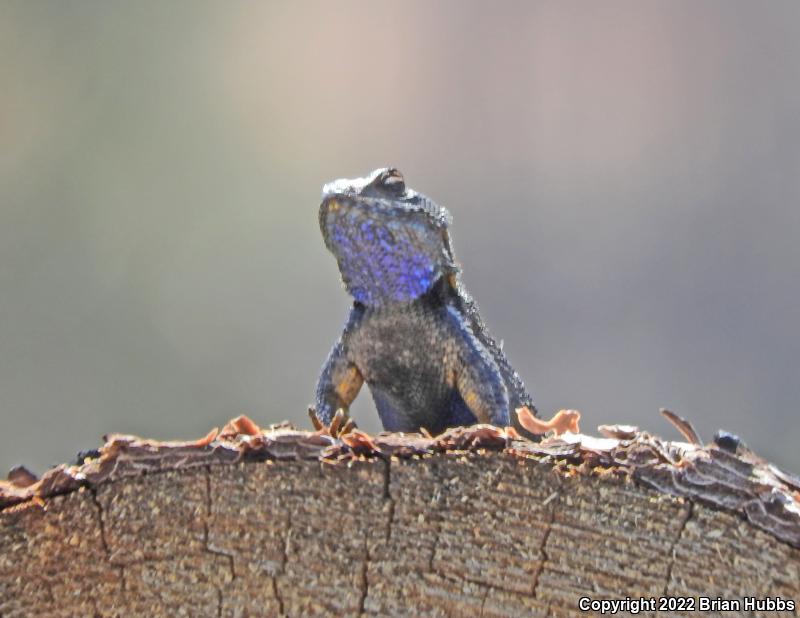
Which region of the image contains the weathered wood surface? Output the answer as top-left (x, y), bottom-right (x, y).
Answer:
top-left (1, 422), bottom-right (799, 617)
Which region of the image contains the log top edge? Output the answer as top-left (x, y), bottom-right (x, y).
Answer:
top-left (2, 417), bottom-right (799, 549)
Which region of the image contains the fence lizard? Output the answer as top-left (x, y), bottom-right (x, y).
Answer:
top-left (314, 168), bottom-right (539, 435)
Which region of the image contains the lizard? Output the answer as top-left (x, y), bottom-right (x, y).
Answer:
top-left (313, 167), bottom-right (545, 436)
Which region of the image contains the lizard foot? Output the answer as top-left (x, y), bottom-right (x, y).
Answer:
top-left (307, 407), bottom-right (358, 438)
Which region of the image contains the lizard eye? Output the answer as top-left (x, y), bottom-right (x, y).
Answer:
top-left (378, 168), bottom-right (406, 194)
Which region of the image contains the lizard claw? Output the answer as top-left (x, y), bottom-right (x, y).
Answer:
top-left (329, 408), bottom-right (347, 436)
top-left (339, 416), bottom-right (357, 436)
top-left (307, 406), bottom-right (324, 431)
top-left (308, 407), bottom-right (358, 438)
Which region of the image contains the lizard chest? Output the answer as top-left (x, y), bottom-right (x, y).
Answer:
top-left (349, 302), bottom-right (457, 403)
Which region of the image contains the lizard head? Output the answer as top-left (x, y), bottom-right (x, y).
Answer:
top-left (320, 168), bottom-right (457, 307)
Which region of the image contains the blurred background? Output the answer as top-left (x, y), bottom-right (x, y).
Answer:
top-left (1, 1), bottom-right (798, 473)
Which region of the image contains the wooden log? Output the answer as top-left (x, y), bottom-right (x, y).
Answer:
top-left (1, 421), bottom-right (798, 617)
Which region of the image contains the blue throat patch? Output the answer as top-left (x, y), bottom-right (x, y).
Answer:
top-left (323, 199), bottom-right (451, 306)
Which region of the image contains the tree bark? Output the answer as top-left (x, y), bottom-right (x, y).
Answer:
top-left (1, 423), bottom-right (799, 617)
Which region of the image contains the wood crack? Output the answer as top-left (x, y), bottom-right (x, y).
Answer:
top-left (662, 500), bottom-right (693, 595)
top-left (89, 486), bottom-right (110, 559)
top-left (382, 457), bottom-right (395, 542)
top-left (89, 486), bottom-right (128, 596)
top-left (272, 576), bottom-right (285, 616)
top-left (272, 510), bottom-right (292, 615)
top-left (479, 584), bottom-right (492, 617)
top-left (358, 535), bottom-right (370, 616)
top-left (531, 489), bottom-right (559, 598)
top-left (204, 466), bottom-right (235, 617)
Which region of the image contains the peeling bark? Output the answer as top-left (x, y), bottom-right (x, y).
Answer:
top-left (1, 423), bottom-right (799, 617)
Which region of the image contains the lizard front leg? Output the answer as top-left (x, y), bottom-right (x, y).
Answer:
top-left (445, 307), bottom-right (511, 427)
top-left (314, 305), bottom-right (365, 425)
